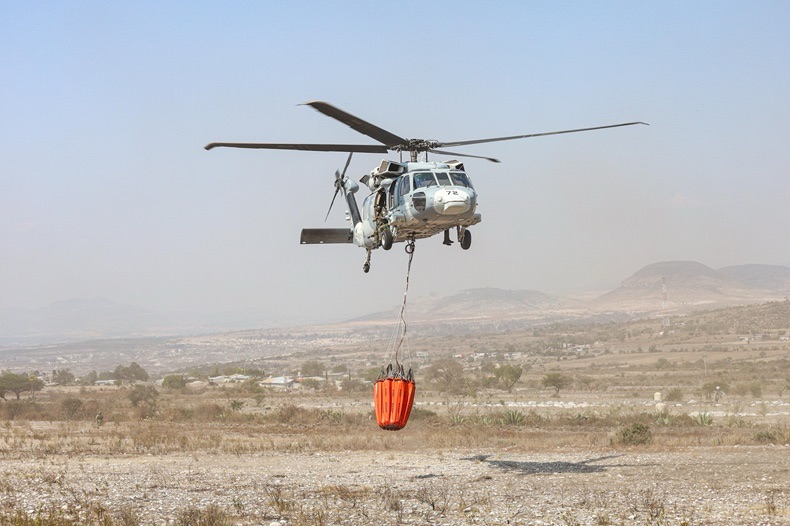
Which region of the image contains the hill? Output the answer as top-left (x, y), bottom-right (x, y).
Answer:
top-left (2, 261), bottom-right (788, 347)
top-left (0, 298), bottom-right (168, 344)
top-left (594, 261), bottom-right (790, 312)
top-left (351, 287), bottom-right (562, 323)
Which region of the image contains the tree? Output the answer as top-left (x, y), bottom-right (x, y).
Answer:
top-left (299, 360), bottom-right (326, 377)
top-left (340, 378), bottom-right (367, 392)
top-left (362, 367), bottom-right (384, 383)
top-left (0, 372), bottom-right (40, 400)
top-left (114, 362), bottom-right (149, 383)
top-left (128, 384), bottom-right (158, 408)
top-left (426, 358), bottom-right (468, 394)
top-left (162, 375), bottom-right (187, 389)
top-left (300, 378), bottom-right (322, 390)
top-left (27, 376), bottom-right (44, 400)
top-left (83, 370), bottom-right (98, 385)
top-left (494, 365), bottom-right (523, 392)
top-left (53, 369), bottom-right (76, 385)
top-left (542, 373), bottom-right (572, 396)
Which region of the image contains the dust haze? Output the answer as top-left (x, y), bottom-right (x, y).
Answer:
top-left (2, 3), bottom-right (789, 326)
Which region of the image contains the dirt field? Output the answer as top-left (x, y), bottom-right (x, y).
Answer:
top-left (2, 300), bottom-right (789, 524)
top-left (1, 443), bottom-right (788, 525)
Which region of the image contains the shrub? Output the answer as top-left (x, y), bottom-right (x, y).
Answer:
top-left (1, 401), bottom-right (49, 421)
top-left (60, 397), bottom-right (84, 420)
top-left (617, 423), bottom-right (652, 445)
top-left (340, 378), bottom-right (368, 392)
top-left (128, 385), bottom-right (158, 408)
top-left (753, 426), bottom-right (788, 444)
top-left (194, 403), bottom-right (226, 421)
top-left (409, 407), bottom-right (439, 422)
top-left (241, 378), bottom-right (263, 394)
top-left (175, 504), bottom-right (231, 526)
top-left (664, 387), bottom-right (683, 402)
top-left (162, 375), bottom-right (187, 390)
top-left (269, 404), bottom-right (312, 424)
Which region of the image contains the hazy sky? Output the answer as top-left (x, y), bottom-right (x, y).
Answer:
top-left (2, 2), bottom-right (789, 323)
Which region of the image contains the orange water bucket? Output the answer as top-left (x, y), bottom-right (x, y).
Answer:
top-left (373, 364), bottom-right (415, 431)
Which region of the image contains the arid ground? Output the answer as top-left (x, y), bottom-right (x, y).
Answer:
top-left (1, 401), bottom-right (788, 525)
top-left (1, 301), bottom-right (789, 524)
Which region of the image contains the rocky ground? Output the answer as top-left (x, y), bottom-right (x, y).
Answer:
top-left (1, 447), bottom-right (788, 525)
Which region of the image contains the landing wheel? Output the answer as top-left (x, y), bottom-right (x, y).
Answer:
top-left (460, 229), bottom-right (472, 250)
top-left (381, 226), bottom-right (393, 250)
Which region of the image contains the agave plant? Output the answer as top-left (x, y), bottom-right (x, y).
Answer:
top-left (502, 409), bottom-right (526, 426)
top-left (694, 412), bottom-right (714, 426)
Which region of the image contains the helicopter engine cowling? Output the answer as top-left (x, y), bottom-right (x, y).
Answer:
top-left (353, 220), bottom-right (377, 249)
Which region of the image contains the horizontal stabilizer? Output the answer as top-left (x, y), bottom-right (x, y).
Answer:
top-left (300, 228), bottom-right (353, 244)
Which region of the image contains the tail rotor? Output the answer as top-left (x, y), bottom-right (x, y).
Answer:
top-left (324, 152), bottom-right (353, 222)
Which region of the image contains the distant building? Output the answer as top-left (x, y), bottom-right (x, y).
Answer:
top-left (208, 374), bottom-right (251, 384)
top-left (260, 376), bottom-right (295, 389)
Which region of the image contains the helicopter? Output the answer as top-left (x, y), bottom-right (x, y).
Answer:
top-left (205, 101), bottom-right (646, 273)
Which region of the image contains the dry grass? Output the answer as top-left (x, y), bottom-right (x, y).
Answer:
top-left (1, 302), bottom-right (789, 524)
top-left (0, 399), bottom-right (783, 460)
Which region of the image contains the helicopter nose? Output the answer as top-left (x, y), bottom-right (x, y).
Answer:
top-left (433, 189), bottom-right (471, 215)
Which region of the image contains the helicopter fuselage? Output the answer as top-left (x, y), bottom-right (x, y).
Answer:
top-left (351, 160), bottom-right (480, 249)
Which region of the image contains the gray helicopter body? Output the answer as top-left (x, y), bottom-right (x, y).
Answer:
top-left (356, 160), bottom-right (480, 247)
top-left (205, 101), bottom-right (645, 272)
top-left (299, 159), bottom-right (480, 258)
top-left (367, 160), bottom-right (480, 244)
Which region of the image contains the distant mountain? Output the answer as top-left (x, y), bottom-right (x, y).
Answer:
top-left (0, 298), bottom-right (342, 346)
top-left (718, 264), bottom-right (790, 290)
top-left (0, 298), bottom-right (169, 344)
top-left (595, 261), bottom-right (790, 310)
top-left (4, 262), bottom-right (788, 346)
top-left (349, 287), bottom-right (561, 323)
top-left (425, 287), bottom-right (558, 313)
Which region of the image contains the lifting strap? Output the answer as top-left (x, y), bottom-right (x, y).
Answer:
top-left (392, 238), bottom-right (415, 365)
top-left (375, 239), bottom-right (417, 431)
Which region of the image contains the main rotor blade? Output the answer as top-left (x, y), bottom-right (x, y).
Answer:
top-left (303, 101), bottom-right (408, 148)
top-left (204, 142), bottom-right (389, 153)
top-left (429, 149), bottom-right (501, 163)
top-left (439, 122), bottom-right (649, 148)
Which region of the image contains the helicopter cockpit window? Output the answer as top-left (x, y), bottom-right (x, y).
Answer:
top-left (435, 172), bottom-right (452, 186)
top-left (398, 175), bottom-right (410, 197)
top-left (450, 171), bottom-right (472, 188)
top-left (413, 172), bottom-right (437, 189)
